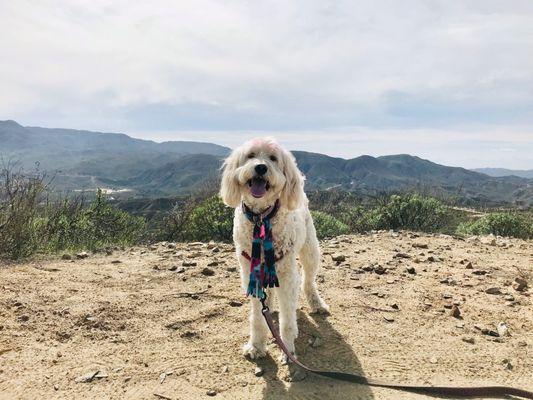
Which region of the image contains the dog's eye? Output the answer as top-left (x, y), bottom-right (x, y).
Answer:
top-left (247, 153), bottom-right (255, 159)
top-left (270, 155), bottom-right (277, 162)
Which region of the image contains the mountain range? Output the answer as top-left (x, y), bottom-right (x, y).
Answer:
top-left (1, 120), bottom-right (532, 207)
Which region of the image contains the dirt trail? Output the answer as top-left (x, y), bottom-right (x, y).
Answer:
top-left (0, 232), bottom-right (531, 400)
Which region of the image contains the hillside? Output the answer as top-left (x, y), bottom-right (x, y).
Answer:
top-left (0, 233), bottom-right (531, 399)
top-left (473, 168), bottom-right (533, 179)
top-left (1, 120), bottom-right (532, 205)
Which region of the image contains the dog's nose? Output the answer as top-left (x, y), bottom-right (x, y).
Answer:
top-left (255, 164), bottom-right (268, 176)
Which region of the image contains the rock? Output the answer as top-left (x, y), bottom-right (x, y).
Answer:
top-left (374, 265), bottom-right (386, 275)
top-left (76, 252), bottom-right (89, 259)
top-left (450, 305), bottom-right (461, 319)
top-left (220, 365), bottom-right (229, 373)
top-left (19, 314), bottom-right (29, 322)
top-left (182, 261), bottom-right (197, 267)
top-left (412, 243), bottom-right (428, 249)
top-left (429, 356), bottom-right (437, 364)
top-left (485, 287), bottom-right (502, 295)
top-left (254, 366), bottom-right (264, 377)
top-left (394, 252), bottom-right (411, 259)
top-left (226, 266), bottom-right (237, 272)
top-left (201, 267), bottom-right (215, 276)
top-left (111, 260), bottom-right (121, 264)
top-left (504, 294), bottom-right (515, 301)
top-left (383, 316), bottom-right (395, 323)
top-left (497, 322), bottom-right (509, 337)
top-left (513, 277), bottom-right (528, 292)
top-left (427, 256), bottom-right (440, 262)
top-left (442, 293), bottom-right (453, 299)
top-left (331, 254), bottom-right (346, 262)
top-left (362, 264), bottom-right (374, 272)
top-left (229, 300), bottom-right (242, 307)
top-left (310, 336), bottom-right (322, 348)
top-left (504, 360), bottom-right (513, 370)
top-left (405, 266), bottom-right (416, 274)
top-left (61, 254), bottom-right (72, 260)
top-left (207, 261), bottom-right (219, 267)
top-left (211, 247), bottom-right (220, 253)
top-left (462, 337), bottom-right (475, 344)
top-left (176, 267), bottom-right (185, 273)
top-left (206, 389), bottom-right (217, 396)
top-left (465, 262), bottom-right (473, 269)
top-left (472, 269), bottom-right (487, 275)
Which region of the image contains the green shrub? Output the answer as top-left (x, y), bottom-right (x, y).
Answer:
top-left (0, 165), bottom-right (145, 259)
top-left (457, 212), bottom-right (533, 239)
top-left (311, 210), bottom-right (349, 239)
top-left (373, 194), bottom-right (449, 232)
top-left (184, 195), bottom-right (234, 242)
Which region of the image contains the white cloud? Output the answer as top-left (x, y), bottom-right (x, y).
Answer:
top-left (1, 0), bottom-right (532, 167)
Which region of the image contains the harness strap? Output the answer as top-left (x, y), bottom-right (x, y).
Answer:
top-left (241, 250), bottom-right (284, 263)
top-left (260, 303), bottom-right (533, 399)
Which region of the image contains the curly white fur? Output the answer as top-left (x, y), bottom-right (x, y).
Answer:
top-left (220, 137), bottom-right (329, 360)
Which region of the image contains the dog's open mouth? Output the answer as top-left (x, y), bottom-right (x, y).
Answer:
top-left (247, 177), bottom-right (270, 198)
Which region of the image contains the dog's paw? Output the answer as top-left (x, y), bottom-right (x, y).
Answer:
top-left (279, 351), bottom-right (296, 365)
top-left (310, 303), bottom-right (330, 315)
top-left (243, 343), bottom-right (266, 360)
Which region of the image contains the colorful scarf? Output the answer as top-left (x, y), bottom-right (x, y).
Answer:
top-left (242, 200), bottom-right (280, 298)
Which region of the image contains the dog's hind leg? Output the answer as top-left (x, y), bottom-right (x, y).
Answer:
top-left (299, 218), bottom-right (330, 315)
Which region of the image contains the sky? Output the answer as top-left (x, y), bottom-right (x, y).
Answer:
top-left (1, 1), bottom-right (532, 169)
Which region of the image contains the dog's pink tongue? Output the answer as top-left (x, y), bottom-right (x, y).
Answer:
top-left (250, 179), bottom-right (267, 198)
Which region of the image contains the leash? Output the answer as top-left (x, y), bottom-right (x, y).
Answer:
top-left (259, 293), bottom-right (533, 399)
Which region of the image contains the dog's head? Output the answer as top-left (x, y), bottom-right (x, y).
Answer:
top-left (220, 137), bottom-right (305, 210)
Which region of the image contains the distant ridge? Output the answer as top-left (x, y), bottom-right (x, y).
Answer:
top-left (472, 167), bottom-right (533, 179)
top-left (1, 120), bottom-right (531, 206)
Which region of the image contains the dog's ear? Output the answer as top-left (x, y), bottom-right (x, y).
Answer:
top-left (280, 148), bottom-right (305, 210)
top-left (220, 149), bottom-right (241, 208)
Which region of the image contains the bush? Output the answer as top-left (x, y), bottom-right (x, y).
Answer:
top-left (0, 164), bottom-right (145, 259)
top-left (311, 210), bottom-right (349, 239)
top-left (372, 194), bottom-right (449, 232)
top-left (183, 195), bottom-right (234, 242)
top-left (457, 212), bottom-right (533, 239)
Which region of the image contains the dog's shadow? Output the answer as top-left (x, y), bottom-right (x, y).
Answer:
top-left (254, 310), bottom-right (375, 400)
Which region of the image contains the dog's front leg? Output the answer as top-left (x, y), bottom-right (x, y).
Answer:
top-left (276, 255), bottom-right (300, 361)
top-left (238, 253), bottom-right (269, 359)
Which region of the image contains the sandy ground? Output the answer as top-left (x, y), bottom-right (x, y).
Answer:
top-left (0, 232), bottom-right (531, 400)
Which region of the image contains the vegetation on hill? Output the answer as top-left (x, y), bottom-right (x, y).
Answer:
top-left (0, 165), bottom-right (144, 259)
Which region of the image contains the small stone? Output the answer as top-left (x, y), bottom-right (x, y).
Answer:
top-left (412, 243), bottom-right (428, 249)
top-left (76, 252), bottom-right (89, 259)
top-left (201, 268), bottom-right (215, 276)
top-left (442, 293), bottom-right (453, 299)
top-left (374, 265), bottom-right (386, 275)
top-left (61, 254), bottom-right (72, 260)
top-left (331, 254), bottom-right (346, 262)
top-left (19, 315), bottom-right (29, 322)
top-left (462, 337), bottom-right (475, 344)
top-left (254, 366), bottom-right (264, 377)
top-left (383, 316), bottom-right (395, 323)
top-left (53, 384), bottom-right (59, 391)
top-left (362, 264), bottom-right (374, 272)
top-left (497, 322), bottom-right (509, 337)
top-left (429, 356), bottom-right (438, 364)
top-left (472, 269), bottom-right (487, 275)
top-left (207, 261), bottom-right (219, 267)
top-left (504, 294), bottom-right (515, 301)
top-left (111, 260), bottom-right (121, 264)
top-left (182, 261), bottom-right (197, 267)
top-left (450, 305), bottom-right (461, 319)
top-left (176, 267), bottom-right (185, 273)
top-left (206, 389), bottom-right (217, 396)
top-left (406, 266), bottom-right (416, 274)
top-left (513, 277), bottom-right (528, 292)
top-left (465, 262), bottom-right (473, 269)
top-left (485, 287), bottom-right (502, 295)
top-left (427, 256), bottom-right (440, 262)
top-left (221, 365), bottom-right (229, 373)
top-left (394, 252), bottom-right (411, 259)
top-left (229, 300), bottom-right (242, 307)
top-left (311, 337), bottom-right (322, 348)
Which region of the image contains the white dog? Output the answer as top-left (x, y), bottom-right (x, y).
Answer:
top-left (220, 137), bottom-right (329, 360)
